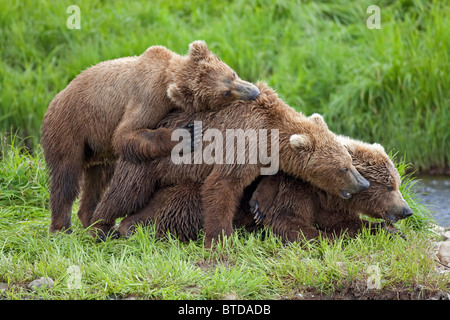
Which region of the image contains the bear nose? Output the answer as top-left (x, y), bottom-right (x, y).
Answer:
top-left (349, 168), bottom-right (370, 192)
top-left (247, 87), bottom-right (260, 100)
top-left (358, 178), bottom-right (370, 191)
top-left (402, 206), bottom-right (413, 218)
top-left (353, 171), bottom-right (370, 192)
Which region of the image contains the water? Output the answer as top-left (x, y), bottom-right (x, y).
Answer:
top-left (413, 175), bottom-right (450, 227)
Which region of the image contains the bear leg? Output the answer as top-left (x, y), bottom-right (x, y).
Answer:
top-left (119, 183), bottom-right (204, 241)
top-left (201, 178), bottom-right (242, 248)
top-left (89, 160), bottom-right (157, 239)
top-left (117, 186), bottom-right (168, 238)
top-left (118, 204), bottom-right (158, 238)
top-left (77, 164), bottom-right (114, 228)
top-left (114, 125), bottom-right (195, 164)
top-left (266, 214), bottom-right (325, 242)
top-left (248, 175), bottom-right (281, 224)
top-left (48, 161), bottom-right (82, 233)
top-left (322, 220), bottom-right (368, 238)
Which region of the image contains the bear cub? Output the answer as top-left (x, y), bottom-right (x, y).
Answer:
top-left (41, 40), bottom-right (259, 233)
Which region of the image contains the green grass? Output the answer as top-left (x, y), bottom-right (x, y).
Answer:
top-left (0, 0), bottom-right (449, 299)
top-left (0, 0), bottom-right (449, 172)
top-left (0, 136), bottom-right (448, 300)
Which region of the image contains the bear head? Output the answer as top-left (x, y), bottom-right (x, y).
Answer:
top-left (288, 113), bottom-right (371, 200)
top-left (338, 136), bottom-right (413, 223)
top-left (167, 40), bottom-right (260, 112)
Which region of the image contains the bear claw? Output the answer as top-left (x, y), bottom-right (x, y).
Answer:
top-left (94, 226), bottom-right (121, 242)
top-left (250, 201), bottom-right (264, 225)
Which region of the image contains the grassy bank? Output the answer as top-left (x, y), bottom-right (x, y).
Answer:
top-left (0, 136), bottom-right (448, 300)
top-left (0, 0), bottom-right (449, 172)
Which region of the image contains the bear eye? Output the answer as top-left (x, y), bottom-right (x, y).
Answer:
top-left (387, 186), bottom-right (394, 191)
top-left (224, 90), bottom-right (232, 98)
top-left (340, 168), bottom-right (348, 174)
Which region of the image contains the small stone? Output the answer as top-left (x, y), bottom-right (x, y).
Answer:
top-left (28, 277), bottom-right (54, 291)
top-left (222, 293), bottom-right (238, 300)
top-left (0, 282), bottom-right (8, 292)
top-left (432, 225), bottom-right (445, 234)
top-left (442, 231), bottom-right (450, 240)
top-left (437, 241), bottom-right (450, 266)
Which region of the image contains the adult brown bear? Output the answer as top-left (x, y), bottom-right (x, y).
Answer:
top-left (245, 136), bottom-right (413, 241)
top-left (89, 83), bottom-right (370, 247)
top-left (115, 136), bottom-right (411, 243)
top-left (41, 41), bottom-right (260, 233)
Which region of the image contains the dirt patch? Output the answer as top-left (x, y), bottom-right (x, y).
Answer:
top-left (289, 281), bottom-right (449, 300)
top-left (194, 258), bottom-right (234, 271)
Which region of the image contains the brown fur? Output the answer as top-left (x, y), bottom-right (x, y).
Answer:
top-left (41, 40), bottom-right (260, 232)
top-left (89, 83), bottom-right (369, 247)
top-left (118, 136), bottom-right (412, 243)
top-left (244, 136), bottom-right (413, 242)
top-left (117, 182), bottom-right (205, 241)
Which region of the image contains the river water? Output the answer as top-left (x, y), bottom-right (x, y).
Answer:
top-left (413, 175), bottom-right (450, 227)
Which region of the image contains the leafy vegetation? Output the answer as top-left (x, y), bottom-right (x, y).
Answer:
top-left (0, 0), bottom-right (448, 171)
top-left (0, 0), bottom-right (448, 300)
top-left (0, 137), bottom-right (447, 299)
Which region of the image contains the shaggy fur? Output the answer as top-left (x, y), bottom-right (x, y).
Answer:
top-left (245, 135), bottom-right (413, 242)
top-left (117, 136), bottom-right (412, 242)
top-left (41, 40), bottom-right (259, 232)
top-left (89, 83), bottom-right (369, 247)
top-left (117, 182), bottom-right (205, 241)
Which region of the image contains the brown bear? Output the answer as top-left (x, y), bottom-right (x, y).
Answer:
top-left (89, 82), bottom-right (370, 247)
top-left (244, 140), bottom-right (413, 242)
top-left (41, 40), bottom-right (260, 233)
top-left (116, 136), bottom-right (412, 243)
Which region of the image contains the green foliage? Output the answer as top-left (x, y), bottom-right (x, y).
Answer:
top-left (0, 0), bottom-right (448, 171)
top-left (0, 135), bottom-right (447, 299)
top-left (0, 0), bottom-right (448, 299)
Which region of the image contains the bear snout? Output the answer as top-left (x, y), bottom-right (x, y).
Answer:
top-left (235, 80), bottom-right (260, 101)
top-left (385, 205), bottom-right (413, 223)
top-left (401, 206), bottom-right (414, 218)
top-left (338, 169), bottom-right (370, 199)
top-left (357, 175), bottom-right (370, 191)
top-left (350, 168), bottom-right (370, 192)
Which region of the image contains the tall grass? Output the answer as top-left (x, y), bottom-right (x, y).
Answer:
top-left (0, 135), bottom-right (448, 299)
top-left (0, 0), bottom-right (448, 172)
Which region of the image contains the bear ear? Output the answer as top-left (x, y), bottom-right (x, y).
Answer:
top-left (188, 40), bottom-right (211, 61)
top-left (309, 113), bottom-right (328, 129)
top-left (289, 134), bottom-right (311, 150)
top-left (371, 143), bottom-right (386, 153)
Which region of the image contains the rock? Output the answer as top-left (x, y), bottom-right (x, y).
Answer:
top-left (222, 293), bottom-right (238, 300)
top-left (437, 241), bottom-right (450, 266)
top-left (28, 277), bottom-right (54, 291)
top-left (0, 282), bottom-right (8, 292)
top-left (432, 224), bottom-right (445, 235)
top-left (443, 231), bottom-right (450, 240)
